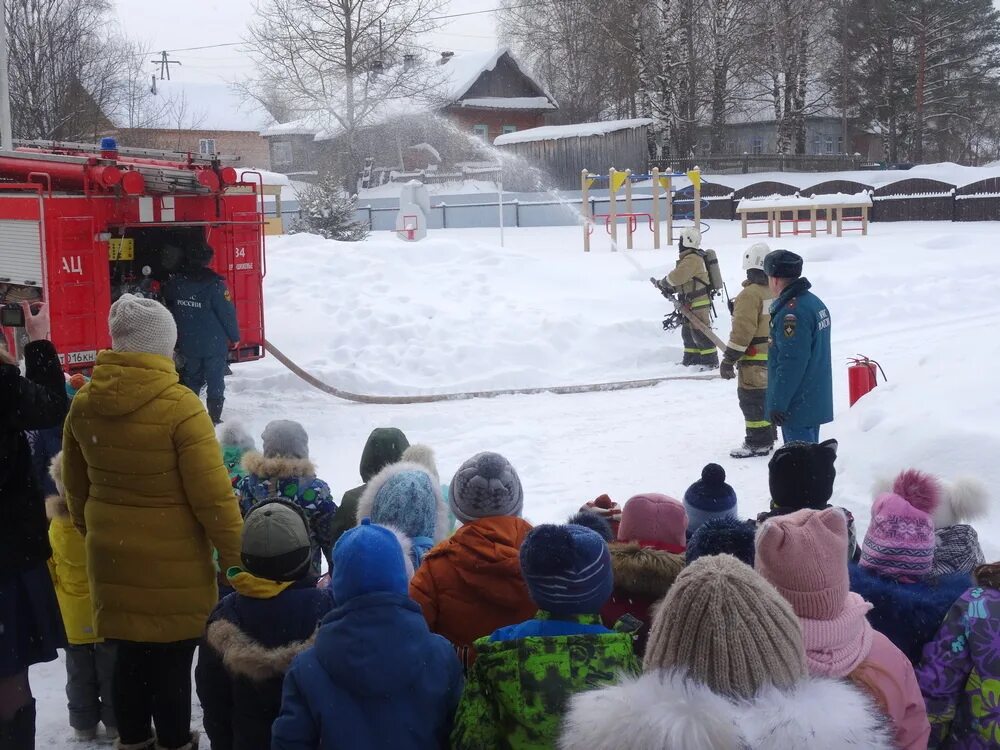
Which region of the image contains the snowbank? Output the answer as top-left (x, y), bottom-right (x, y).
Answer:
top-left (495, 118), bottom-right (653, 146)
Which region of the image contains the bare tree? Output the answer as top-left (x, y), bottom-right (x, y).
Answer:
top-left (6, 0), bottom-right (130, 140)
top-left (701, 0), bottom-right (757, 153)
top-left (499, 0), bottom-right (632, 124)
top-left (244, 0), bottom-right (446, 174)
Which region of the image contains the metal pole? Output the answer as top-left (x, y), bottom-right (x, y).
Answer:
top-left (0, 0), bottom-right (13, 150)
top-left (498, 165), bottom-right (504, 248)
top-left (651, 167), bottom-right (660, 250)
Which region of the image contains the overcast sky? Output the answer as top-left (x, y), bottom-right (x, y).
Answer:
top-left (112, 0), bottom-right (502, 85)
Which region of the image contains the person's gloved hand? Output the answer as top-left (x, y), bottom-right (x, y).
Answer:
top-left (771, 411), bottom-right (787, 426)
top-left (720, 361), bottom-right (736, 380)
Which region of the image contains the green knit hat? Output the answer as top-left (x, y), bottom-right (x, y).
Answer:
top-left (643, 554), bottom-right (806, 699)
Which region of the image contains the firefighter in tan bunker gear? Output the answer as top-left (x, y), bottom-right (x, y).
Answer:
top-left (720, 242), bottom-right (775, 458)
top-left (662, 228), bottom-right (719, 368)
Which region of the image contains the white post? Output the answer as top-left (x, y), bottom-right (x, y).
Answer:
top-left (0, 0), bottom-right (12, 149)
top-left (498, 165), bottom-right (504, 248)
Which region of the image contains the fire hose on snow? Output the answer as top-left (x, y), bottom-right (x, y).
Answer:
top-left (263, 339), bottom-right (718, 406)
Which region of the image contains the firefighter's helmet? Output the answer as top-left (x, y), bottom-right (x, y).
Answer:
top-left (679, 227), bottom-right (701, 250)
top-left (742, 242), bottom-right (772, 272)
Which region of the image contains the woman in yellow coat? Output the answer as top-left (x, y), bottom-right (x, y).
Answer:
top-left (62, 294), bottom-right (243, 750)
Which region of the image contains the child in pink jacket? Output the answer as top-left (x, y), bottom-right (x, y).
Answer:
top-left (756, 507), bottom-right (930, 749)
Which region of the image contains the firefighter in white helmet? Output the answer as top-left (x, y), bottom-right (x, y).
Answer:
top-left (656, 227), bottom-right (719, 368)
top-left (720, 242), bottom-right (775, 458)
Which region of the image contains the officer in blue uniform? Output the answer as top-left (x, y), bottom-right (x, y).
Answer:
top-left (163, 242), bottom-right (240, 425)
top-left (763, 250), bottom-right (833, 444)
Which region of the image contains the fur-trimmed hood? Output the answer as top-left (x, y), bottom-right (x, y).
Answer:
top-left (608, 542), bottom-right (685, 599)
top-left (49, 450), bottom-right (65, 497)
top-left (382, 524), bottom-right (416, 580)
top-left (205, 618), bottom-right (316, 682)
top-left (45, 495), bottom-right (70, 521)
top-left (356, 461), bottom-right (449, 543)
top-left (241, 451), bottom-right (316, 480)
top-left (873, 472), bottom-right (988, 528)
top-left (559, 669), bottom-right (894, 750)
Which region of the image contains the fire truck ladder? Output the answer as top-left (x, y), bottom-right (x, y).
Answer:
top-left (14, 139), bottom-right (241, 166)
top-left (7, 142), bottom-right (239, 195)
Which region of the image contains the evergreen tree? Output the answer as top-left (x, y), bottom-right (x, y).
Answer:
top-left (293, 174), bottom-right (369, 242)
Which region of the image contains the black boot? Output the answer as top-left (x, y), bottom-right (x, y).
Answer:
top-left (206, 399), bottom-right (224, 425)
top-left (0, 700), bottom-right (35, 750)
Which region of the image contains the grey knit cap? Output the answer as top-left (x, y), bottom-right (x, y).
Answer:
top-left (262, 420), bottom-right (309, 459)
top-left (109, 293), bottom-right (177, 359)
top-left (449, 451), bottom-right (523, 522)
top-left (643, 554), bottom-right (806, 700)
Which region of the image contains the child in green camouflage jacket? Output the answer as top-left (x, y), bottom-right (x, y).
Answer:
top-left (451, 523), bottom-right (639, 750)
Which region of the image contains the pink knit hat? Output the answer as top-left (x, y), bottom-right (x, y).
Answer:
top-left (756, 508), bottom-right (874, 678)
top-left (617, 493), bottom-right (688, 553)
top-left (861, 485), bottom-right (938, 582)
top-left (755, 507), bottom-right (850, 619)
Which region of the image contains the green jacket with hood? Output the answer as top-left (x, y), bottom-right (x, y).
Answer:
top-left (451, 612), bottom-right (639, 750)
top-left (331, 427), bottom-right (409, 544)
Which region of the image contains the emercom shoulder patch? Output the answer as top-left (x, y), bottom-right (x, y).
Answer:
top-left (783, 313), bottom-right (797, 338)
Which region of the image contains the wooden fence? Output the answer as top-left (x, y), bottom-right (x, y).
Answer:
top-left (668, 176), bottom-right (999, 224)
top-left (650, 154), bottom-right (872, 174)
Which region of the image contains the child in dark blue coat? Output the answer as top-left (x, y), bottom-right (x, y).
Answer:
top-left (272, 519), bottom-right (463, 750)
top-left (850, 471), bottom-right (971, 664)
top-left (195, 500), bottom-right (335, 750)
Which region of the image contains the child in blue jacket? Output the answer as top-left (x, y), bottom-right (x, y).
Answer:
top-left (236, 420), bottom-right (336, 575)
top-left (272, 520), bottom-right (463, 749)
top-left (195, 500), bottom-right (334, 750)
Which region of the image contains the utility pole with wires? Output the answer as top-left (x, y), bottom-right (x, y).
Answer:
top-left (0, 0), bottom-right (12, 149)
top-left (152, 50), bottom-right (182, 80)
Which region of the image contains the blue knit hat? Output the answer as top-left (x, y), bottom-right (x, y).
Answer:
top-left (520, 524), bottom-right (613, 615)
top-left (332, 519), bottom-right (408, 603)
top-left (357, 464), bottom-right (446, 542)
top-left (683, 463), bottom-right (738, 537)
top-left (686, 516), bottom-right (756, 568)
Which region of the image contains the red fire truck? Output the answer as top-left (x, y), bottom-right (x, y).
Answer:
top-left (0, 138), bottom-right (265, 372)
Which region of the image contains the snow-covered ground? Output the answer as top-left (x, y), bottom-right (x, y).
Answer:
top-left (34, 217), bottom-right (1000, 747)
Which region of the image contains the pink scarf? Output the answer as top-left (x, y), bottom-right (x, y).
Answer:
top-left (800, 592), bottom-right (874, 678)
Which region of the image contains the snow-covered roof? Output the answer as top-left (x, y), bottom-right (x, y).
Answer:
top-left (113, 79), bottom-right (273, 133)
top-left (494, 118), bottom-right (653, 146)
top-left (459, 96), bottom-right (556, 110)
top-left (261, 48), bottom-right (556, 141)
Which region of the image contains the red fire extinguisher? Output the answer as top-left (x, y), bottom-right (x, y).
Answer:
top-left (848, 356), bottom-right (886, 407)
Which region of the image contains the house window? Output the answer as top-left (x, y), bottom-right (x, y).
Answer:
top-left (751, 136), bottom-right (763, 155)
top-left (501, 125), bottom-right (517, 135)
top-left (198, 138), bottom-right (217, 155)
top-left (812, 139), bottom-right (821, 155)
top-left (473, 124), bottom-right (489, 140)
top-left (837, 136), bottom-right (844, 154)
top-left (272, 141), bottom-right (293, 166)
top-left (825, 137), bottom-right (834, 154)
